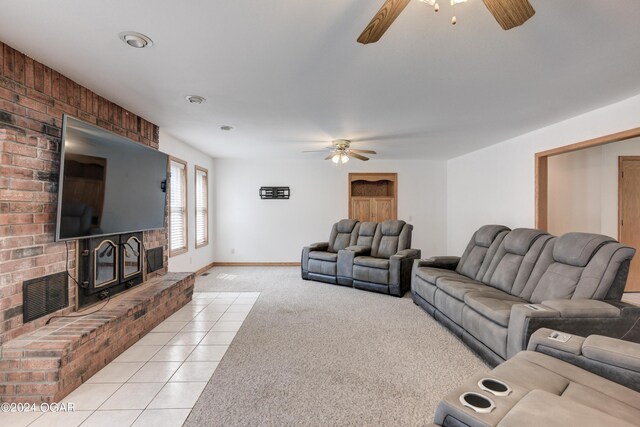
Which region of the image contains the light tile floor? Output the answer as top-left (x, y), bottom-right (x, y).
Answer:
top-left (2, 291), bottom-right (259, 427)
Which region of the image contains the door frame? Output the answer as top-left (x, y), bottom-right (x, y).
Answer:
top-left (535, 127), bottom-right (640, 230)
top-left (348, 172), bottom-right (398, 220)
top-left (618, 156), bottom-right (640, 241)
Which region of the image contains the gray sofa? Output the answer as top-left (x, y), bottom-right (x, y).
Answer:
top-left (432, 329), bottom-right (640, 427)
top-left (412, 225), bottom-right (639, 365)
top-left (302, 219), bottom-right (421, 296)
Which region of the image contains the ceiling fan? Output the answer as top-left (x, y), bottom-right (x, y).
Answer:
top-left (303, 140), bottom-right (377, 164)
top-left (357, 0), bottom-right (535, 44)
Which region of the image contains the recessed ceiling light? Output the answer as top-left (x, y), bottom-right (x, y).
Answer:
top-left (119, 32), bottom-right (153, 48)
top-left (220, 125), bottom-right (233, 131)
top-left (185, 95), bottom-right (206, 104)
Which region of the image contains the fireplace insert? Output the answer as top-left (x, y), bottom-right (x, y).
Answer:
top-left (77, 232), bottom-right (144, 308)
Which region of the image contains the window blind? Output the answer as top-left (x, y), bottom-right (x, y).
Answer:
top-left (169, 159), bottom-right (187, 255)
top-left (195, 167), bottom-right (208, 247)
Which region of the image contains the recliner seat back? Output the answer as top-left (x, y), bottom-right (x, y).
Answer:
top-left (481, 228), bottom-right (552, 296)
top-left (528, 232), bottom-right (636, 303)
top-left (355, 222), bottom-right (378, 248)
top-left (456, 225), bottom-right (511, 280)
top-left (370, 220), bottom-right (412, 259)
top-left (327, 219), bottom-right (360, 253)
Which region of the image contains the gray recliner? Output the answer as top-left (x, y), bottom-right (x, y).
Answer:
top-left (412, 225), bottom-right (639, 366)
top-left (301, 219), bottom-right (360, 284)
top-left (351, 220), bottom-right (421, 297)
top-left (432, 329), bottom-right (640, 427)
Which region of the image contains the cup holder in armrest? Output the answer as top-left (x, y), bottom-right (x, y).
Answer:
top-left (478, 378), bottom-right (511, 397)
top-left (459, 392), bottom-right (496, 414)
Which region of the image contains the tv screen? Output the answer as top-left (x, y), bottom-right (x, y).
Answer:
top-left (56, 115), bottom-right (168, 241)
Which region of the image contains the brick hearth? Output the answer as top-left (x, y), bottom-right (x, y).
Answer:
top-left (0, 273), bottom-right (194, 403)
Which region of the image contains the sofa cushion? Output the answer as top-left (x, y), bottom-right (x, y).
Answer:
top-left (308, 251), bottom-right (338, 262)
top-left (354, 256), bottom-right (390, 269)
top-left (456, 225), bottom-right (510, 280)
top-left (353, 265), bottom-right (389, 284)
top-left (504, 228), bottom-right (548, 256)
top-left (308, 259), bottom-right (337, 275)
top-left (356, 222), bottom-right (378, 247)
top-left (371, 220), bottom-right (411, 259)
top-left (336, 218), bottom-right (358, 233)
top-left (327, 219), bottom-right (359, 253)
top-left (436, 277), bottom-right (488, 301)
top-left (553, 233), bottom-right (614, 267)
top-left (414, 267), bottom-right (463, 286)
top-left (464, 290), bottom-right (526, 327)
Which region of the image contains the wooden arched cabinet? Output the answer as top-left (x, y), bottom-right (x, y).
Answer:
top-left (348, 173), bottom-right (397, 223)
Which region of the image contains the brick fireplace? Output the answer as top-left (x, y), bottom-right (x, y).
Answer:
top-left (0, 40), bottom-right (168, 343)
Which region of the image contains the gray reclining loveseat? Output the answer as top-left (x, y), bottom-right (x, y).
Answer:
top-left (412, 224), bottom-right (639, 365)
top-left (432, 329), bottom-right (640, 427)
top-left (302, 219), bottom-right (421, 296)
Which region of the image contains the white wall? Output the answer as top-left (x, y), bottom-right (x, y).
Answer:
top-left (214, 159), bottom-right (448, 262)
top-left (447, 93), bottom-right (640, 254)
top-left (547, 137), bottom-right (640, 237)
top-left (159, 131), bottom-right (216, 272)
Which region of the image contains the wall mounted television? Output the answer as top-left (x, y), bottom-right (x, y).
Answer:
top-left (56, 115), bottom-right (168, 241)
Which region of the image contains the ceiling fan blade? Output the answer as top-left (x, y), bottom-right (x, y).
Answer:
top-left (350, 149), bottom-right (377, 154)
top-left (324, 154), bottom-right (335, 160)
top-left (357, 0), bottom-right (411, 45)
top-left (482, 0), bottom-right (535, 30)
top-left (347, 152), bottom-right (369, 161)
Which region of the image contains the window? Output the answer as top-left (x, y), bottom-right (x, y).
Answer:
top-left (195, 166), bottom-right (209, 248)
top-left (169, 157), bottom-right (187, 256)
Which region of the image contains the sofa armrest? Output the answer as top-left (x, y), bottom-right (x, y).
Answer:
top-left (415, 256), bottom-right (460, 271)
top-left (337, 246), bottom-right (370, 280)
top-left (301, 242), bottom-right (329, 273)
top-left (582, 335), bottom-right (640, 373)
top-left (526, 328), bottom-right (640, 390)
top-left (540, 299), bottom-right (621, 318)
top-left (527, 327), bottom-right (585, 355)
top-left (308, 242), bottom-right (329, 251)
top-left (507, 304), bottom-right (561, 358)
top-left (390, 249), bottom-right (422, 293)
top-left (343, 245), bottom-right (371, 255)
top-left (393, 249), bottom-right (421, 259)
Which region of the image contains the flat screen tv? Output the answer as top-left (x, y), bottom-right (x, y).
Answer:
top-left (56, 115), bottom-right (168, 241)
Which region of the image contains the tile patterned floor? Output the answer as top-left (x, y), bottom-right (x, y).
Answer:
top-left (1, 292), bottom-right (259, 427)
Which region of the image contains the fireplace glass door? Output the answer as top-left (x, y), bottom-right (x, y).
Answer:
top-left (123, 236), bottom-right (142, 278)
top-left (94, 239), bottom-right (118, 288)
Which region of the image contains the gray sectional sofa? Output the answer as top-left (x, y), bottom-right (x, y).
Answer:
top-left (302, 219), bottom-right (420, 296)
top-left (412, 224), bottom-right (639, 365)
top-left (432, 329), bottom-right (640, 427)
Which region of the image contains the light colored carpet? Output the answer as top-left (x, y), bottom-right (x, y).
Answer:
top-left (185, 267), bottom-right (488, 426)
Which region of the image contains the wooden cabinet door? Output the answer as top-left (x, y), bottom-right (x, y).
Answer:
top-left (373, 198), bottom-right (394, 222)
top-left (620, 157), bottom-right (640, 292)
top-left (351, 198), bottom-right (373, 222)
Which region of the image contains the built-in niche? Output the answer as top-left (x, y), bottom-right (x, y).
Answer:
top-left (348, 173), bottom-right (397, 223)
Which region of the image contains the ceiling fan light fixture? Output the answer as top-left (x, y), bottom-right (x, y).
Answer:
top-left (450, 0), bottom-right (467, 5)
top-left (332, 153), bottom-right (340, 164)
top-left (341, 154), bottom-right (349, 164)
top-left (419, 0), bottom-right (436, 5)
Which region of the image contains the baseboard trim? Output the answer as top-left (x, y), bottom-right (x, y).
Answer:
top-left (196, 262), bottom-right (216, 276)
top-left (210, 262), bottom-right (301, 267)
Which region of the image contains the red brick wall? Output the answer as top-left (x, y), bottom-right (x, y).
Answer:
top-left (0, 41), bottom-right (168, 344)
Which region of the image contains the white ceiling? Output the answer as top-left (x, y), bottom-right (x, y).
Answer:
top-left (1, 0), bottom-right (640, 159)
